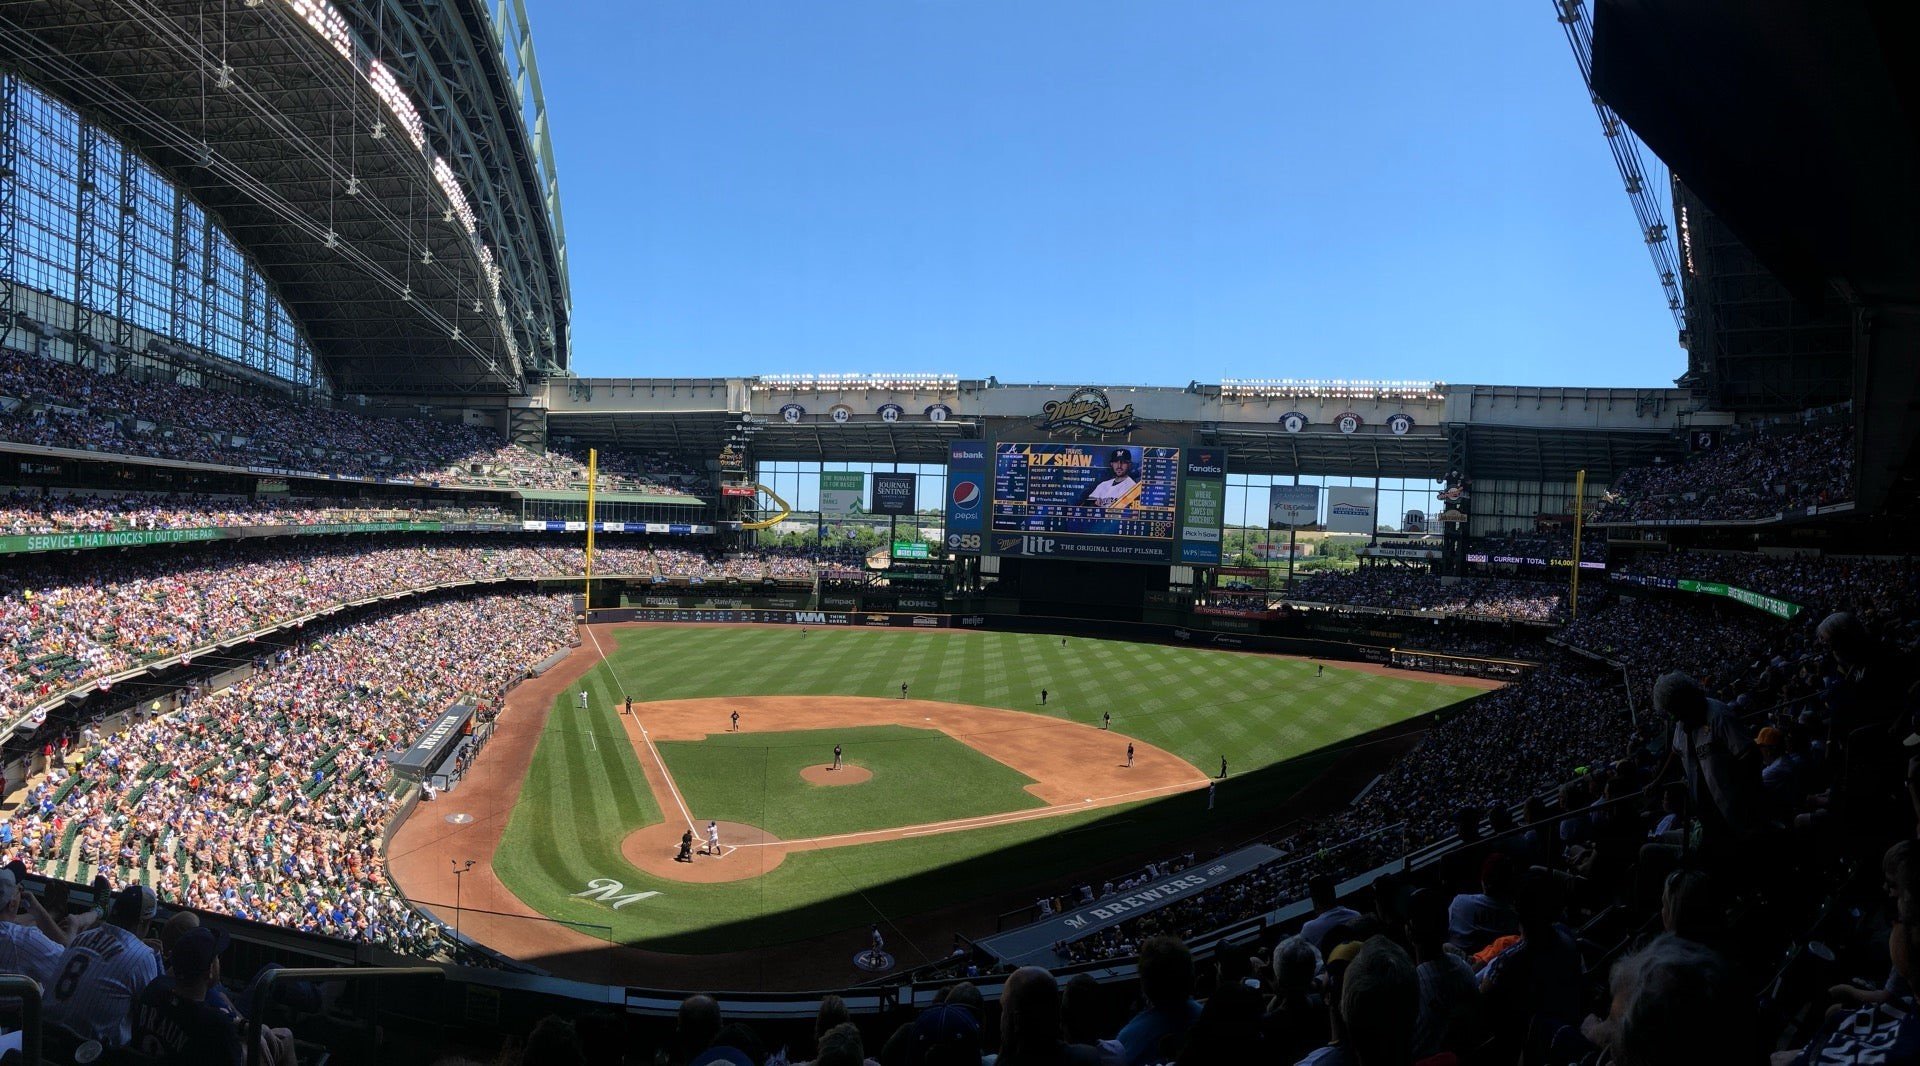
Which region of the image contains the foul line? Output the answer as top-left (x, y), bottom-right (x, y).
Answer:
top-left (585, 623), bottom-right (698, 834)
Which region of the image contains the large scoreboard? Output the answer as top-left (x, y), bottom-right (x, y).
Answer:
top-left (944, 440), bottom-right (1223, 566)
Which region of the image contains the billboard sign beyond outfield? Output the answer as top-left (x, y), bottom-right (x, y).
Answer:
top-left (1269, 485), bottom-right (1320, 529)
top-left (819, 472), bottom-right (865, 516)
top-left (1324, 487), bottom-right (1377, 534)
top-left (871, 473), bottom-right (918, 515)
top-left (944, 444), bottom-right (988, 555)
top-left (1178, 450), bottom-right (1226, 565)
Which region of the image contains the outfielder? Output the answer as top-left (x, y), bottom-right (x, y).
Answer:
top-left (577, 689), bottom-right (588, 709)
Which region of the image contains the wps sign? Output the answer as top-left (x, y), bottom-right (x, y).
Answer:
top-left (1324, 487), bottom-right (1378, 534)
top-left (871, 473), bottom-right (918, 515)
top-left (1268, 485), bottom-right (1320, 529)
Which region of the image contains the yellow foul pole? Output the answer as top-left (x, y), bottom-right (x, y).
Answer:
top-left (584, 448), bottom-right (597, 615)
top-left (1569, 467), bottom-right (1586, 621)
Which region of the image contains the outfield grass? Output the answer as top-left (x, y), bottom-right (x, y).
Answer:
top-left (491, 628), bottom-right (1479, 951)
top-left (611, 627), bottom-right (1471, 773)
top-left (657, 725), bottom-right (1045, 839)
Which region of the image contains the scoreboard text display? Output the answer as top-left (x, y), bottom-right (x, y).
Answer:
top-left (988, 443), bottom-right (1186, 563)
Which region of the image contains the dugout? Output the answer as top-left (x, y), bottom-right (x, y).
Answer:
top-left (393, 704), bottom-right (475, 784)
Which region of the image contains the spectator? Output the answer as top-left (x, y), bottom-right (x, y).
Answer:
top-left (0, 867), bottom-right (64, 985)
top-left (44, 885), bottom-right (161, 1047)
top-left (1611, 935), bottom-right (1760, 1066)
top-left (1172, 981), bottom-right (1264, 1064)
top-left (1341, 936), bottom-right (1419, 1066)
top-left (813, 1022), bottom-right (869, 1066)
top-left (910, 1003), bottom-right (982, 1066)
top-left (1061, 974), bottom-right (1124, 1066)
top-left (129, 926), bottom-right (246, 1066)
top-left (995, 966), bottom-right (1098, 1066)
top-left (1446, 853), bottom-right (1519, 953)
top-left (1478, 872), bottom-right (1583, 1059)
top-left (1262, 936), bottom-right (1328, 1062)
top-left (519, 1016), bottom-right (586, 1066)
top-left (671, 995), bottom-right (723, 1065)
top-left (1114, 936), bottom-right (1200, 1066)
top-left (1302, 876), bottom-right (1364, 955)
top-left (1406, 888), bottom-right (1477, 1060)
top-left (1651, 671), bottom-right (1767, 850)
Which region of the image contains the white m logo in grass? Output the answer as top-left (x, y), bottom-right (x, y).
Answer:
top-left (571, 878), bottom-right (660, 910)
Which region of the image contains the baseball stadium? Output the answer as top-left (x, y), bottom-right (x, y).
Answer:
top-left (0, 0), bottom-right (1913, 1063)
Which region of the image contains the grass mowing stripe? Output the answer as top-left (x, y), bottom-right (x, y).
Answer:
top-left (491, 628), bottom-right (1479, 952)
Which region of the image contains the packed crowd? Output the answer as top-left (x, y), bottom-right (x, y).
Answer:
top-left (1613, 548), bottom-right (1917, 618)
top-left (1281, 570), bottom-right (1570, 623)
top-left (0, 535), bottom-right (858, 728)
top-left (0, 348), bottom-right (707, 495)
top-left (4, 593), bottom-right (573, 960)
top-left (1592, 421), bottom-right (1855, 523)
top-left (0, 490), bottom-right (512, 536)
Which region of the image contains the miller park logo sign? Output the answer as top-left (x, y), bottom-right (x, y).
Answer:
top-left (1038, 386), bottom-right (1137, 438)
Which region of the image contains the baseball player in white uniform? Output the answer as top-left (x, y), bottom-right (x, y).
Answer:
top-left (44, 885), bottom-right (160, 1047)
top-left (706, 820), bottom-right (720, 857)
top-left (578, 689), bottom-right (588, 709)
top-left (1080, 449), bottom-right (1140, 507)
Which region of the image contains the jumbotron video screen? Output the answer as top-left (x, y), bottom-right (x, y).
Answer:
top-left (943, 440), bottom-right (1222, 565)
top-left (991, 443), bottom-right (1180, 540)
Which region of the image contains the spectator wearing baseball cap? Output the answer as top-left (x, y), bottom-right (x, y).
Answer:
top-left (43, 884), bottom-right (160, 1047)
top-left (130, 926), bottom-right (243, 1065)
top-left (910, 1002), bottom-right (981, 1066)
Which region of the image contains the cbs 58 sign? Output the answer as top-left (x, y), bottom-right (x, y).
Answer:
top-left (946, 532), bottom-right (981, 551)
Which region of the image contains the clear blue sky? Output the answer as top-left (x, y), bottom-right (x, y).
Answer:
top-left (531, 1), bottom-right (1682, 388)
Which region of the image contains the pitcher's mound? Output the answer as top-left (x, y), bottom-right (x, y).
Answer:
top-left (623, 821), bottom-right (786, 883)
top-left (801, 764), bottom-right (871, 786)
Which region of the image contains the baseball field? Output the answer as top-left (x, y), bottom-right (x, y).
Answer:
top-left (390, 624), bottom-right (1491, 976)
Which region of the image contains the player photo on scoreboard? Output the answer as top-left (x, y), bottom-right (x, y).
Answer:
top-left (1078, 446), bottom-right (1142, 508)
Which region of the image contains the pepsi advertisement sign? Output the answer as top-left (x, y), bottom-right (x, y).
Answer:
top-left (945, 443), bottom-right (987, 554)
